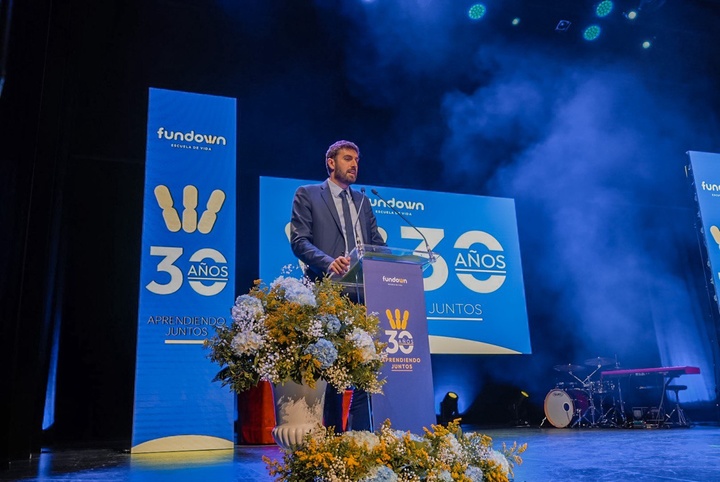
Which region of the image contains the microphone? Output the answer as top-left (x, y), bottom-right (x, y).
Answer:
top-left (353, 187), bottom-right (366, 252)
top-left (370, 188), bottom-right (435, 261)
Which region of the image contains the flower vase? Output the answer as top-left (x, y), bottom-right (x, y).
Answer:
top-left (271, 380), bottom-right (327, 450)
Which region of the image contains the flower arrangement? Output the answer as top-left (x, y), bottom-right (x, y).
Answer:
top-left (263, 419), bottom-right (526, 482)
top-left (205, 275), bottom-right (386, 394)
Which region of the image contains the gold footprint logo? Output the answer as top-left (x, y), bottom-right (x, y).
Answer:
top-left (386, 309), bottom-right (409, 330)
top-left (711, 225), bottom-right (720, 247)
top-left (154, 184), bottom-right (225, 234)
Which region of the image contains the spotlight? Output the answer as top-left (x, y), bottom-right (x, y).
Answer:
top-left (468, 4), bottom-right (487, 20)
top-left (511, 17), bottom-right (521, 26)
top-left (624, 10), bottom-right (638, 20)
top-left (439, 391), bottom-right (460, 425)
top-left (583, 25), bottom-right (602, 41)
top-left (510, 390), bottom-right (530, 426)
top-left (555, 20), bottom-right (572, 32)
top-left (596, 0), bottom-right (614, 17)
top-left (642, 40), bottom-right (652, 49)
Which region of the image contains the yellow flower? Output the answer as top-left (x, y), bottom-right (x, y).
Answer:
top-left (344, 454), bottom-right (360, 469)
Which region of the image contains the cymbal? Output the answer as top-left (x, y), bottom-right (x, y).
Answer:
top-left (584, 357), bottom-right (615, 367)
top-left (554, 363), bottom-right (584, 373)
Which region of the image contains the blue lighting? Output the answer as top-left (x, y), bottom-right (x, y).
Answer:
top-left (468, 4), bottom-right (487, 20)
top-left (583, 25), bottom-right (602, 41)
top-left (596, 1), bottom-right (614, 18)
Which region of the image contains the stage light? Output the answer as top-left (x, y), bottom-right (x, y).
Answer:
top-left (468, 4), bottom-right (487, 21)
top-left (439, 391), bottom-right (460, 425)
top-left (512, 17), bottom-right (521, 26)
top-left (595, 1), bottom-right (614, 18)
top-left (642, 40), bottom-right (652, 49)
top-left (583, 25), bottom-right (602, 41)
top-left (510, 390), bottom-right (530, 426)
top-left (625, 10), bottom-right (638, 20)
top-left (555, 20), bottom-right (572, 32)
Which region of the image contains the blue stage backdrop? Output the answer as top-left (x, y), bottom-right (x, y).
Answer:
top-left (132, 88), bottom-right (236, 453)
top-left (259, 176), bottom-right (531, 354)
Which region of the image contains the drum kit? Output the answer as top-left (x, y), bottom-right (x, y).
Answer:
top-left (542, 356), bottom-right (627, 428)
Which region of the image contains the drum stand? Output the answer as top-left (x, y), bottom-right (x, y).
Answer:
top-left (598, 386), bottom-right (627, 427)
top-left (597, 396), bottom-right (620, 426)
top-left (569, 365), bottom-right (601, 427)
top-left (572, 396), bottom-right (600, 428)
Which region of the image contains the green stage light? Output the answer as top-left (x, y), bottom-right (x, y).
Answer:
top-left (583, 25), bottom-right (601, 41)
top-left (625, 10), bottom-right (638, 20)
top-left (512, 17), bottom-right (521, 26)
top-left (468, 4), bottom-right (487, 20)
top-left (642, 40), bottom-right (652, 49)
top-left (596, 1), bottom-right (614, 17)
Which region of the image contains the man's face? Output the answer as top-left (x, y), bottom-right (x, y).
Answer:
top-left (328, 147), bottom-right (359, 188)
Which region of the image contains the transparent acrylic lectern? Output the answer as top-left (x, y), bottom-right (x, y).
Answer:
top-left (334, 243), bottom-right (435, 290)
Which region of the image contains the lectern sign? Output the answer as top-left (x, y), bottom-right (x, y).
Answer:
top-left (132, 88), bottom-right (236, 453)
top-left (363, 259), bottom-right (436, 433)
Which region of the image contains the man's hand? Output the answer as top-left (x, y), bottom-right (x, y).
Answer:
top-left (328, 255), bottom-right (351, 275)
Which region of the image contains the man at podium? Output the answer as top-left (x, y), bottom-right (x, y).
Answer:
top-left (290, 139), bottom-right (386, 432)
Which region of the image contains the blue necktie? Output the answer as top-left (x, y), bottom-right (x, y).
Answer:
top-left (341, 190), bottom-right (356, 254)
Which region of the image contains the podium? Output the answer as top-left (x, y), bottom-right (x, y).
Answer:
top-left (337, 244), bottom-right (437, 433)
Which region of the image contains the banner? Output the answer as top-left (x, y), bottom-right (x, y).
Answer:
top-left (259, 177), bottom-right (531, 354)
top-left (132, 88), bottom-right (236, 453)
top-left (363, 259), bottom-right (436, 433)
top-left (688, 151), bottom-right (720, 313)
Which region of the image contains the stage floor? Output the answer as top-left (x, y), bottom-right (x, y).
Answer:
top-left (3, 424), bottom-right (720, 481)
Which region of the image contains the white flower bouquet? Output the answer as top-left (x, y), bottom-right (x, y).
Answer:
top-left (206, 276), bottom-right (386, 394)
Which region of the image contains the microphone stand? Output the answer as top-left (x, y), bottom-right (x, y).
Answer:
top-left (370, 188), bottom-right (436, 262)
top-left (350, 187), bottom-right (366, 303)
top-left (353, 187), bottom-right (366, 257)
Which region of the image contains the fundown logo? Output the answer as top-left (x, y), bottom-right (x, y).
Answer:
top-left (156, 127), bottom-right (227, 146)
top-left (369, 197), bottom-right (425, 211)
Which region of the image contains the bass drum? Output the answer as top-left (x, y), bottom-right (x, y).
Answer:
top-left (544, 388), bottom-right (589, 428)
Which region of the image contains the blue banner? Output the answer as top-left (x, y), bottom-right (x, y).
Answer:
top-left (260, 177), bottom-right (531, 354)
top-left (363, 259), bottom-right (436, 433)
top-left (688, 151), bottom-right (720, 313)
top-left (132, 88), bottom-right (236, 452)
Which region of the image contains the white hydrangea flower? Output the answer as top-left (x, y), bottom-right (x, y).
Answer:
top-left (342, 431), bottom-right (380, 451)
top-left (270, 276), bottom-right (316, 306)
top-left (231, 331), bottom-right (264, 355)
top-left (347, 328), bottom-right (378, 362)
top-left (489, 449), bottom-right (510, 475)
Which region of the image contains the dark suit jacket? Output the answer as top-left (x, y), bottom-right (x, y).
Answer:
top-left (290, 179), bottom-right (386, 280)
